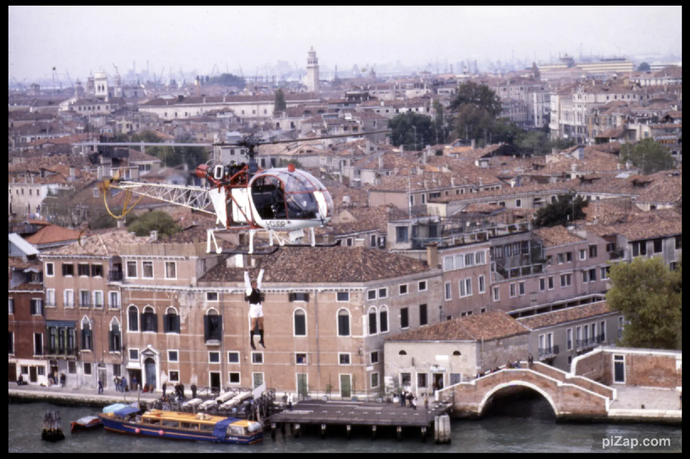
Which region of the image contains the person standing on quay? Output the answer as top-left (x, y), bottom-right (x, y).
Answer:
top-left (98, 379), bottom-right (103, 394)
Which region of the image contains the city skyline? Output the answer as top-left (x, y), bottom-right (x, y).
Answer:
top-left (9, 6), bottom-right (682, 84)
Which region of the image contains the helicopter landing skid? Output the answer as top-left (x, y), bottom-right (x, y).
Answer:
top-left (206, 227), bottom-right (336, 255)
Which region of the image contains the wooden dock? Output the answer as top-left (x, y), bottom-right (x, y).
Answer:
top-left (268, 399), bottom-right (451, 441)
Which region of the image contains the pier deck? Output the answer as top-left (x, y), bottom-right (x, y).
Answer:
top-left (270, 399), bottom-right (450, 427)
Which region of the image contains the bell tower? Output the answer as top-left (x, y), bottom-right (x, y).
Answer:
top-left (306, 47), bottom-right (320, 93)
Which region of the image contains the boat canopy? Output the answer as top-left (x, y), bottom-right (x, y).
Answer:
top-left (212, 417), bottom-right (241, 441)
top-left (103, 403), bottom-right (129, 414)
top-left (114, 406), bottom-right (141, 417)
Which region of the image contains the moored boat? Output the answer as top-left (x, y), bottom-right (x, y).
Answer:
top-left (70, 415), bottom-right (103, 432)
top-left (98, 408), bottom-right (263, 444)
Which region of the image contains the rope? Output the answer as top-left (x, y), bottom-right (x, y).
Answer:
top-left (103, 185), bottom-right (146, 219)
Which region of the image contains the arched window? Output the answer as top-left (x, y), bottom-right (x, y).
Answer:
top-left (368, 307), bottom-right (378, 335)
top-left (81, 317), bottom-right (92, 351)
top-left (379, 306), bottom-right (389, 333)
top-left (164, 307), bottom-right (180, 334)
top-left (399, 350), bottom-right (407, 356)
top-left (128, 305), bottom-right (139, 332)
top-left (453, 350), bottom-right (461, 356)
top-left (141, 306), bottom-right (158, 333)
top-left (294, 309), bottom-right (307, 336)
top-left (204, 308), bottom-right (222, 342)
top-left (109, 317), bottom-right (121, 351)
top-left (337, 309), bottom-right (350, 337)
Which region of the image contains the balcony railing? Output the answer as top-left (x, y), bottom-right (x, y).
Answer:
top-left (79, 301), bottom-right (91, 308)
top-left (576, 338), bottom-right (599, 350)
top-left (538, 345), bottom-right (560, 359)
top-left (108, 271), bottom-right (124, 282)
top-left (566, 340), bottom-right (572, 351)
top-left (108, 302), bottom-right (121, 309)
top-left (45, 346), bottom-right (79, 356)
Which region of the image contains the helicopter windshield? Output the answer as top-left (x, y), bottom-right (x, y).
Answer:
top-left (249, 169), bottom-right (333, 222)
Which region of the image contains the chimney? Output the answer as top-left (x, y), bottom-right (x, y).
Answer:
top-left (424, 180), bottom-right (428, 189)
top-left (117, 220), bottom-right (125, 229)
top-left (478, 177), bottom-right (483, 186)
top-left (227, 254), bottom-right (244, 268)
top-left (625, 161), bottom-right (632, 169)
top-left (471, 139), bottom-right (476, 149)
top-left (378, 155), bottom-right (383, 169)
top-left (354, 238), bottom-right (365, 247)
top-left (70, 166), bottom-right (76, 178)
top-left (571, 163), bottom-right (578, 172)
top-left (426, 242), bottom-right (439, 269)
top-left (617, 163), bottom-right (621, 170)
top-left (451, 177), bottom-right (455, 187)
top-left (149, 230), bottom-right (158, 241)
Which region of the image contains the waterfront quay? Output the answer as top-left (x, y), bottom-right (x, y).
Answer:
top-left (268, 398), bottom-right (452, 441)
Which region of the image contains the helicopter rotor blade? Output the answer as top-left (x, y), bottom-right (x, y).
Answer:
top-left (213, 130), bottom-right (391, 148)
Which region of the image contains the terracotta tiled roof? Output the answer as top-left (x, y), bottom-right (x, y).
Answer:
top-left (635, 170), bottom-right (682, 204)
top-left (429, 182), bottom-right (568, 203)
top-left (518, 302), bottom-right (613, 330)
top-left (43, 230), bottom-right (149, 257)
top-left (533, 226), bottom-right (585, 247)
top-left (326, 205), bottom-right (409, 235)
top-left (586, 209), bottom-right (682, 241)
top-left (24, 225), bottom-right (81, 246)
top-left (199, 246), bottom-right (432, 284)
top-left (386, 312), bottom-right (529, 342)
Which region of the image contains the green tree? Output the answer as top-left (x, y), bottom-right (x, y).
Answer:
top-left (607, 257), bottom-right (682, 350)
top-left (637, 62), bottom-right (651, 72)
top-left (274, 88), bottom-right (287, 113)
top-left (388, 111), bottom-right (434, 151)
top-left (620, 138), bottom-right (675, 175)
top-left (534, 193), bottom-right (588, 228)
top-left (449, 81), bottom-right (503, 117)
top-left (206, 73), bottom-right (246, 88)
top-left (432, 99), bottom-right (450, 145)
top-left (452, 103), bottom-right (495, 146)
top-left (127, 211), bottom-right (181, 238)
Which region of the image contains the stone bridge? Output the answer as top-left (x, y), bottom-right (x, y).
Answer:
top-left (439, 361), bottom-right (616, 421)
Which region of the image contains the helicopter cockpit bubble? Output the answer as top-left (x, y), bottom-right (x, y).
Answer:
top-left (249, 168), bottom-right (333, 224)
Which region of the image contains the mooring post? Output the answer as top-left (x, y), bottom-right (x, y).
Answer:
top-left (371, 425), bottom-right (377, 440)
top-left (396, 425), bottom-right (402, 441)
top-left (321, 423), bottom-right (327, 439)
top-left (346, 424), bottom-right (351, 439)
top-left (281, 423), bottom-right (286, 435)
top-left (271, 423), bottom-right (276, 440)
top-left (294, 423), bottom-right (301, 438)
top-left (421, 426), bottom-right (427, 443)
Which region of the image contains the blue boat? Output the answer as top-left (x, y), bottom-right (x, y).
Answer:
top-left (98, 408), bottom-right (263, 444)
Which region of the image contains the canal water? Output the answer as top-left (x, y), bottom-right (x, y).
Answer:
top-left (9, 397), bottom-right (682, 453)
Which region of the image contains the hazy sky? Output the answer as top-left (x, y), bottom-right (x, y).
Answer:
top-left (8, 6), bottom-right (682, 83)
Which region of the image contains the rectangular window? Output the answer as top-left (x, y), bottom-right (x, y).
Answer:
top-left (539, 278), bottom-right (546, 292)
top-left (370, 351), bottom-right (379, 364)
top-left (83, 362), bottom-right (92, 375)
top-left (339, 353), bottom-right (351, 365)
top-left (399, 284), bottom-right (408, 295)
top-left (401, 372), bottom-right (411, 388)
top-left (169, 371), bottom-right (180, 383)
top-left (29, 298), bottom-right (42, 315)
top-left (601, 266), bottom-right (610, 280)
top-left (675, 236), bottom-right (681, 250)
top-left (165, 262), bottom-right (176, 279)
top-left (418, 280), bottom-right (427, 292)
top-left (478, 275), bottom-right (485, 294)
top-left (207, 292), bottom-right (218, 302)
top-left (419, 304), bottom-right (428, 326)
top-left (579, 249), bottom-right (587, 261)
top-left (400, 307), bottom-right (409, 329)
top-left (129, 348), bottom-right (139, 361)
top-left (465, 253), bottom-right (474, 267)
top-left (465, 278), bottom-right (472, 296)
top-left (582, 270), bottom-right (589, 283)
top-left (93, 291), bottom-right (104, 308)
top-left (557, 254), bottom-right (564, 264)
top-left (445, 282), bottom-right (451, 301)
top-left (589, 268), bottom-right (596, 282)
top-left (289, 292), bottom-right (309, 302)
top-left (589, 245), bottom-right (598, 258)
top-left (62, 263), bottom-right (74, 276)
top-left (168, 350), bottom-right (179, 362)
top-left (79, 290), bottom-right (90, 308)
top-left (9, 298), bottom-right (14, 314)
top-left (109, 291), bottom-right (120, 309)
top-left (68, 361), bottom-right (76, 374)
top-left (228, 372), bottom-right (240, 384)
top-left (78, 263), bottom-right (90, 276)
top-left (367, 290), bottom-right (376, 300)
top-left (396, 226), bottom-right (409, 243)
top-left (228, 351), bottom-right (240, 364)
top-left (142, 261), bottom-right (154, 279)
top-left (566, 252), bottom-right (573, 262)
top-left (417, 373), bottom-right (428, 388)
top-left (378, 288), bottom-right (388, 299)
top-left (567, 328), bottom-right (573, 350)
top-left (653, 239), bottom-right (663, 254)
top-left (515, 198), bottom-right (522, 208)
top-left (296, 353), bottom-right (307, 365)
top-left (509, 283), bottom-right (516, 298)
top-left (444, 256), bottom-right (454, 271)
top-left (34, 333), bottom-right (43, 355)
top-left (548, 277), bottom-right (554, 290)
top-left (458, 279), bottom-right (466, 297)
top-left (371, 372), bottom-right (380, 389)
top-left (493, 286), bottom-right (500, 302)
top-left (336, 292), bottom-right (349, 302)
top-left (45, 262), bottom-right (54, 277)
top-left (251, 352), bottom-right (263, 364)
top-left (91, 264), bottom-right (103, 277)
top-left (252, 373), bottom-right (264, 388)
top-left (126, 261), bottom-right (137, 278)
top-left (560, 274), bottom-right (572, 287)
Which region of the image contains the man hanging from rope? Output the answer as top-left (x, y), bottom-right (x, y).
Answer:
top-left (244, 268), bottom-right (266, 350)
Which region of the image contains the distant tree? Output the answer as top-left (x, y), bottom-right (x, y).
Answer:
top-left (607, 257), bottom-right (682, 350)
top-left (388, 111), bottom-right (434, 151)
top-left (451, 103), bottom-right (495, 146)
top-left (207, 73), bottom-right (246, 88)
top-left (274, 88), bottom-right (287, 113)
top-left (620, 138), bottom-right (675, 175)
top-left (127, 211), bottom-right (180, 238)
top-left (449, 81), bottom-right (502, 117)
top-left (277, 158), bottom-right (303, 169)
top-left (637, 62), bottom-right (651, 72)
top-left (432, 99), bottom-right (450, 145)
top-left (533, 193), bottom-right (588, 228)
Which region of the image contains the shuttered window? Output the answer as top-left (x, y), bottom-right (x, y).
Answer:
top-left (294, 310), bottom-right (306, 336)
top-left (204, 314), bottom-right (222, 341)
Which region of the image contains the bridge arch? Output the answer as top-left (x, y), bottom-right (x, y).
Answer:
top-left (477, 380), bottom-right (559, 417)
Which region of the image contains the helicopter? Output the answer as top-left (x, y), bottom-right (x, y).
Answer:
top-left (96, 129), bottom-right (390, 254)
